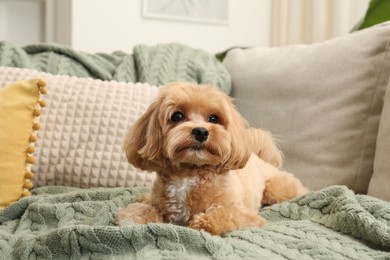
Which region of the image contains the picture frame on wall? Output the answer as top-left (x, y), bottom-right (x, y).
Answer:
top-left (142, 0), bottom-right (229, 25)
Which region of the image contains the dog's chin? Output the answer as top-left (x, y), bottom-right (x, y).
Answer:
top-left (171, 144), bottom-right (222, 166)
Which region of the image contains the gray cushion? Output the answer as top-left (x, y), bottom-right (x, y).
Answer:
top-left (223, 22), bottom-right (390, 194)
top-left (368, 80), bottom-right (390, 201)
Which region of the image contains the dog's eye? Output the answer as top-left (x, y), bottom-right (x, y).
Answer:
top-left (208, 114), bottom-right (219, 124)
top-left (171, 111), bottom-right (185, 122)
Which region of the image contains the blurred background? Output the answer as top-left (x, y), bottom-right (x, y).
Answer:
top-left (0, 0), bottom-right (384, 54)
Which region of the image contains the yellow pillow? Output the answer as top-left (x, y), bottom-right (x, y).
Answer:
top-left (0, 78), bottom-right (47, 208)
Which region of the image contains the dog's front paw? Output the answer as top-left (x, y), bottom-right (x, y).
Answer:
top-left (188, 213), bottom-right (215, 234)
top-left (188, 206), bottom-right (267, 235)
top-left (115, 208), bottom-right (136, 226)
top-left (188, 206), bottom-right (237, 235)
top-left (115, 202), bottom-right (162, 226)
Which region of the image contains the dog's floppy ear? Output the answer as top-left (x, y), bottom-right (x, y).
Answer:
top-left (246, 128), bottom-right (283, 168)
top-left (124, 99), bottom-right (163, 171)
top-left (222, 103), bottom-right (252, 171)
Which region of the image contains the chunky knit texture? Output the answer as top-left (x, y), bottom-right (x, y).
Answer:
top-left (0, 41), bottom-right (231, 94)
top-left (0, 186), bottom-right (389, 259)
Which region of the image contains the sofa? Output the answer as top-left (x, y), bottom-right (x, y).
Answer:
top-left (0, 22), bottom-right (389, 259)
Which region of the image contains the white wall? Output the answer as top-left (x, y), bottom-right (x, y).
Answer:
top-left (0, 2), bottom-right (6, 41)
top-left (0, 0), bottom-right (371, 54)
top-left (69, 0), bottom-right (271, 53)
top-left (0, 1), bottom-right (43, 45)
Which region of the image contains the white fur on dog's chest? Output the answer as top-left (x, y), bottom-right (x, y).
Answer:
top-left (166, 176), bottom-right (199, 225)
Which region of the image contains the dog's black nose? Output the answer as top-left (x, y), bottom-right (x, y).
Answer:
top-left (192, 127), bottom-right (209, 143)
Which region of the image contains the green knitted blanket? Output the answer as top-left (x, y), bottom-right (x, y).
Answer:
top-left (0, 41), bottom-right (231, 94)
top-left (0, 186), bottom-right (389, 259)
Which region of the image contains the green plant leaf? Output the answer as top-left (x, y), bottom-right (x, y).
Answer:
top-left (215, 47), bottom-right (247, 62)
top-left (356, 0), bottom-right (390, 30)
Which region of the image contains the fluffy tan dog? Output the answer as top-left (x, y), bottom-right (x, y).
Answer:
top-left (115, 82), bottom-right (308, 235)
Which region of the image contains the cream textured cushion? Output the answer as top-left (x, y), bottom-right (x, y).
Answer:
top-left (0, 67), bottom-right (157, 188)
top-left (223, 22), bottom-right (390, 194)
top-left (368, 80), bottom-right (390, 201)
